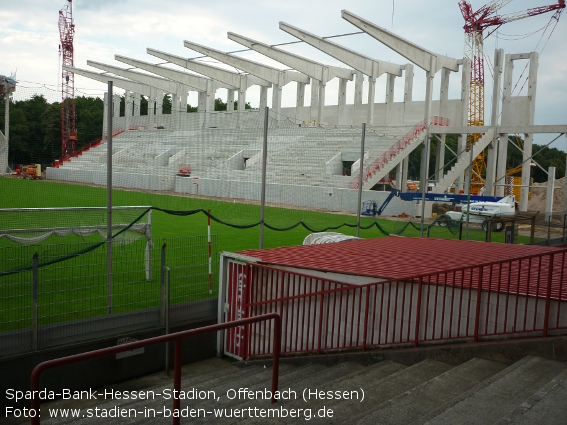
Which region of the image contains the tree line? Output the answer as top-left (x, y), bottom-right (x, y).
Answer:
top-left (0, 94), bottom-right (104, 166)
top-left (1, 94), bottom-right (563, 183)
top-left (407, 134), bottom-right (565, 183)
top-left (0, 94), bottom-right (250, 167)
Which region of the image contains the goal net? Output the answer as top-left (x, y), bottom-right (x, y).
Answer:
top-left (0, 206), bottom-right (152, 276)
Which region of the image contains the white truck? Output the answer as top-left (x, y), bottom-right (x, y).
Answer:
top-left (439, 195), bottom-right (517, 231)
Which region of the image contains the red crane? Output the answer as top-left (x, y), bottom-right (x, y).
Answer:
top-left (458, 0), bottom-right (565, 191)
top-left (59, 0), bottom-right (77, 159)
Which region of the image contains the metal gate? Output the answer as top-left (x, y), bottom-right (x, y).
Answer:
top-left (223, 259), bottom-right (250, 360)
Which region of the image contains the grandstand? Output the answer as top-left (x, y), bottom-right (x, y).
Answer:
top-left (52, 11), bottom-right (567, 218)
top-left (3, 9), bottom-right (567, 423)
top-left (47, 113), bottom-right (424, 216)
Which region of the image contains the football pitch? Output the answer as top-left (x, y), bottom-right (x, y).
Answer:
top-left (1, 177), bottom-right (412, 333)
top-left (1, 177), bottom-right (407, 253)
top-left (0, 177), bottom-right (542, 337)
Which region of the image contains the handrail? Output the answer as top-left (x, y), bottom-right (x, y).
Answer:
top-left (30, 313), bottom-right (282, 425)
top-left (244, 251), bottom-right (567, 357)
top-left (350, 116), bottom-right (449, 189)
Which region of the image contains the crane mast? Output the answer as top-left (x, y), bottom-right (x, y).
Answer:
top-left (458, 0), bottom-right (565, 193)
top-left (59, 0), bottom-right (77, 159)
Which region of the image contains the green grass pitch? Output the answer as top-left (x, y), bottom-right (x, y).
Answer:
top-left (2, 177), bottom-right (510, 334)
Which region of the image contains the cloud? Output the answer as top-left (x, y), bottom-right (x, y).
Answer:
top-left (1, 0), bottom-right (565, 153)
top-left (74, 0), bottom-right (128, 11)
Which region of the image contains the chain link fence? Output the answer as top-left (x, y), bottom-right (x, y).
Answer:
top-left (0, 235), bottom-right (218, 358)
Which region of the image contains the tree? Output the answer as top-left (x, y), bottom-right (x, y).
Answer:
top-left (40, 103), bottom-right (62, 161)
top-left (214, 97), bottom-right (252, 111)
top-left (505, 135), bottom-right (565, 182)
top-left (140, 95), bottom-right (148, 116)
top-left (0, 94), bottom-right (105, 166)
top-left (406, 133), bottom-right (565, 185)
top-left (162, 94), bottom-right (172, 114)
top-left (6, 95), bottom-right (50, 165)
top-left (75, 96), bottom-right (103, 148)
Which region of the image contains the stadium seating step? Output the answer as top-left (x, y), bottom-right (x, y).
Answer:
top-left (33, 353), bottom-right (567, 424)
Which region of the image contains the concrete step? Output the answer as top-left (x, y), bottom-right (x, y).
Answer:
top-left (200, 362), bottom-right (368, 425)
top-left (40, 360), bottom-right (269, 424)
top-left (267, 360), bottom-right (408, 425)
top-left (33, 353), bottom-right (567, 425)
top-left (355, 357), bottom-right (507, 425)
top-left (423, 355), bottom-right (567, 425)
top-left (496, 366), bottom-right (567, 425)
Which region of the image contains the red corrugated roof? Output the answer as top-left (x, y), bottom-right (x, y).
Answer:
top-left (239, 236), bottom-right (563, 280)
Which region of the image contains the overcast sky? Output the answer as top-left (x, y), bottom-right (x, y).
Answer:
top-left (1, 0), bottom-right (566, 151)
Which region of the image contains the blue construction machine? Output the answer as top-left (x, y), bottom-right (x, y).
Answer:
top-left (361, 189), bottom-right (503, 217)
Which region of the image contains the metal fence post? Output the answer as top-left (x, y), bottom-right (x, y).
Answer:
top-left (356, 123), bottom-right (366, 238)
top-left (160, 243), bottom-right (167, 326)
top-left (32, 252), bottom-right (39, 351)
top-left (473, 267), bottom-right (484, 342)
top-left (414, 277), bottom-right (423, 347)
top-left (107, 81), bottom-right (114, 315)
top-left (173, 338), bottom-right (182, 425)
top-left (145, 208), bottom-right (152, 281)
top-left (362, 286), bottom-right (371, 350)
top-left (259, 106), bottom-right (269, 249)
top-left (165, 267), bottom-right (171, 374)
top-left (543, 253), bottom-right (555, 337)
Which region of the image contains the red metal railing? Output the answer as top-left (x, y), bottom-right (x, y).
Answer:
top-left (243, 249), bottom-right (567, 358)
top-left (30, 313), bottom-right (281, 425)
top-left (350, 116), bottom-right (449, 189)
top-left (52, 130), bottom-right (125, 168)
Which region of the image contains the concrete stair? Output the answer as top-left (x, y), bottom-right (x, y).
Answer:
top-left (357, 128), bottom-right (425, 189)
top-left (35, 353), bottom-right (567, 425)
top-left (434, 129), bottom-right (495, 194)
top-left (50, 125), bottom-right (423, 192)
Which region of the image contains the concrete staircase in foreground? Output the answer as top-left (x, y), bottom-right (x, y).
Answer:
top-left (36, 353), bottom-right (567, 424)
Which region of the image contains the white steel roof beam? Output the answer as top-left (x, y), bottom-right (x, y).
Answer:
top-left (146, 48), bottom-right (240, 89)
top-left (341, 10), bottom-right (459, 73)
top-left (183, 40), bottom-right (310, 86)
top-left (148, 48), bottom-right (270, 114)
top-left (279, 21), bottom-right (405, 125)
top-left (279, 22), bottom-right (403, 78)
top-left (227, 32), bottom-right (353, 83)
top-left (179, 49), bottom-right (272, 90)
top-left (183, 40), bottom-right (310, 115)
top-left (64, 66), bottom-right (152, 97)
top-left (114, 55), bottom-right (210, 91)
top-left (228, 32), bottom-right (354, 124)
top-left (86, 60), bottom-right (188, 97)
top-left (65, 66), bottom-right (153, 129)
top-left (114, 55), bottom-right (218, 115)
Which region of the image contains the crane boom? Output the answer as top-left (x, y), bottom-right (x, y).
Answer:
top-left (497, 0), bottom-right (565, 24)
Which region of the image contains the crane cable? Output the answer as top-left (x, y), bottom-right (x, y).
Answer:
top-left (511, 11), bottom-right (563, 96)
top-left (483, 9), bottom-right (563, 126)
